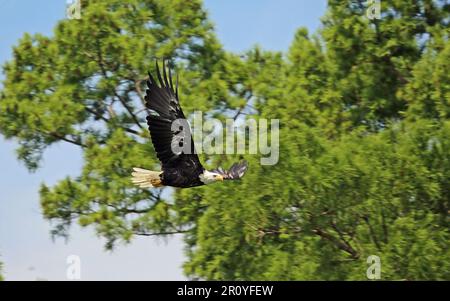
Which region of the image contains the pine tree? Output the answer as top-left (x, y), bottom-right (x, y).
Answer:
top-left (0, 259), bottom-right (4, 281)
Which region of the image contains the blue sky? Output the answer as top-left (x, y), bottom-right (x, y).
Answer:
top-left (0, 0), bottom-right (326, 280)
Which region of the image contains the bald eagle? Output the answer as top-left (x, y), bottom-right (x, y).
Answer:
top-left (131, 61), bottom-right (248, 188)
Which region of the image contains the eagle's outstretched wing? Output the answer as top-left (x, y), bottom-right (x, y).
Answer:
top-left (211, 160), bottom-right (249, 180)
top-left (145, 60), bottom-right (202, 170)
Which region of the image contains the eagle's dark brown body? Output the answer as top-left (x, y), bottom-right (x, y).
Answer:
top-left (160, 156), bottom-right (205, 188)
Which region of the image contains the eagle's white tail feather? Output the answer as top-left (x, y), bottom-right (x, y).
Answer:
top-left (131, 167), bottom-right (163, 188)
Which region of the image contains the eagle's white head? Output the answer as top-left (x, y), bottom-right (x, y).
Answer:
top-left (199, 170), bottom-right (224, 184)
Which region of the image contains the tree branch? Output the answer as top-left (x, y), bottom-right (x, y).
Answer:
top-left (43, 131), bottom-right (86, 148)
top-left (362, 215), bottom-right (382, 251)
top-left (232, 107), bottom-right (244, 121)
top-left (312, 228), bottom-right (359, 259)
top-left (85, 107), bottom-right (109, 123)
top-left (233, 92), bottom-right (253, 121)
top-left (114, 92), bottom-right (144, 130)
top-left (133, 229), bottom-right (191, 236)
top-left (94, 43), bottom-right (144, 130)
top-left (133, 78), bottom-right (147, 107)
top-left (381, 210), bottom-right (389, 244)
top-left (330, 221), bottom-right (353, 247)
top-left (84, 107), bottom-right (140, 135)
top-left (54, 134), bottom-right (86, 148)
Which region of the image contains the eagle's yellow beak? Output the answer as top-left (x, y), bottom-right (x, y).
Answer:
top-left (217, 175), bottom-right (224, 181)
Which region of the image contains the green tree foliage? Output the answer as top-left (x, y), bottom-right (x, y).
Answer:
top-left (0, 259), bottom-right (4, 281)
top-left (1, 0), bottom-right (449, 280)
top-left (1, 0), bottom-right (229, 248)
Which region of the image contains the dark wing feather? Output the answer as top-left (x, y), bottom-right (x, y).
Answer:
top-left (212, 160), bottom-right (249, 180)
top-left (145, 60), bottom-right (202, 169)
